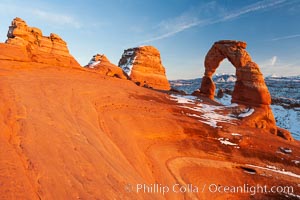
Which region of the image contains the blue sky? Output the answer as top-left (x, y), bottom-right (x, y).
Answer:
top-left (0, 0), bottom-right (299, 79)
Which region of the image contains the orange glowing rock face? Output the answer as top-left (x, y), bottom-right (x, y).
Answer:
top-left (0, 19), bottom-right (299, 200)
top-left (118, 46), bottom-right (171, 90)
top-left (4, 17), bottom-right (80, 68)
top-left (200, 40), bottom-right (271, 106)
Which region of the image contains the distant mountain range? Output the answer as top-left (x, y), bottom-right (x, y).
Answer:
top-left (170, 74), bottom-right (300, 140)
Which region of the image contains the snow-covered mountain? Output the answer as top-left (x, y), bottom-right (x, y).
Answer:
top-left (170, 74), bottom-right (300, 140)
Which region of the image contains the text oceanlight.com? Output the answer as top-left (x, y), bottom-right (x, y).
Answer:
top-left (125, 183), bottom-right (294, 196)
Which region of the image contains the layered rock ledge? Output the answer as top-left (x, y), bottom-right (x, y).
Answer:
top-left (0, 17), bottom-right (80, 67)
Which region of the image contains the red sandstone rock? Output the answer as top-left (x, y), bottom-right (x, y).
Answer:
top-left (197, 40), bottom-right (292, 140)
top-left (4, 17), bottom-right (80, 67)
top-left (277, 127), bottom-right (294, 141)
top-left (85, 54), bottom-right (128, 79)
top-left (200, 40), bottom-right (270, 106)
top-left (118, 46), bottom-right (170, 90)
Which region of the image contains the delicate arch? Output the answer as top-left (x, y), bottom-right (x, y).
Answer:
top-left (199, 40), bottom-right (271, 106)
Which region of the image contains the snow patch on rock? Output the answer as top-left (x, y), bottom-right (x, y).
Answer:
top-left (238, 108), bottom-right (255, 118)
top-left (246, 164), bottom-right (300, 179)
top-left (170, 94), bottom-right (255, 128)
top-left (119, 55), bottom-right (136, 76)
top-left (292, 160), bottom-right (300, 165)
top-left (170, 94), bottom-right (197, 104)
top-left (87, 60), bottom-right (100, 68)
top-left (170, 94), bottom-right (237, 128)
top-left (218, 138), bottom-right (238, 146)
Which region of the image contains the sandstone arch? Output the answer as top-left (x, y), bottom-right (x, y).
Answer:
top-left (197, 40), bottom-right (294, 141)
top-left (199, 40), bottom-right (271, 107)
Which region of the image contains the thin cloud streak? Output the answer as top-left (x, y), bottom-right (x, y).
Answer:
top-left (140, 19), bottom-right (209, 43)
top-left (259, 56), bottom-right (300, 76)
top-left (270, 34), bottom-right (300, 41)
top-left (217, 0), bottom-right (286, 22)
top-left (139, 0), bottom-right (287, 44)
top-left (270, 56), bottom-right (277, 66)
top-left (259, 56), bottom-right (278, 67)
top-left (0, 3), bottom-right (81, 29)
top-left (32, 9), bottom-right (81, 29)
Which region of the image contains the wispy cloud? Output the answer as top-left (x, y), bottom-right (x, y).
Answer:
top-left (260, 56), bottom-right (278, 67)
top-left (32, 9), bottom-right (81, 29)
top-left (270, 34), bottom-right (300, 41)
top-left (139, 0), bottom-right (287, 44)
top-left (141, 19), bottom-right (208, 43)
top-left (259, 57), bottom-right (300, 76)
top-left (270, 56), bottom-right (277, 66)
top-left (0, 2), bottom-right (81, 29)
top-left (140, 2), bottom-right (217, 43)
top-left (217, 0), bottom-right (286, 22)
